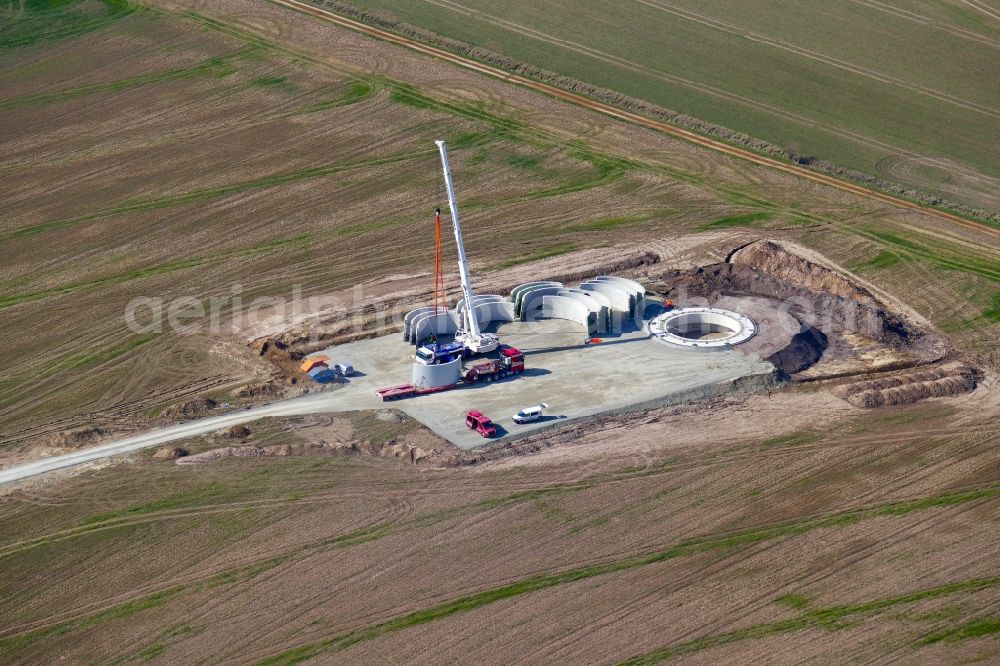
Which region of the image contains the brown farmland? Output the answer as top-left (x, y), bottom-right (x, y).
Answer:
top-left (0, 0), bottom-right (998, 663)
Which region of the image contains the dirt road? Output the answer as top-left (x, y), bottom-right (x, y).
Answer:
top-left (0, 392), bottom-right (342, 487)
top-left (266, 0), bottom-right (999, 239)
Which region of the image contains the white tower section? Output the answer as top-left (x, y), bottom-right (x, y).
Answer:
top-left (435, 140), bottom-right (499, 355)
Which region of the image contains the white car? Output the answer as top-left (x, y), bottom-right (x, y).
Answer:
top-left (335, 363), bottom-right (354, 376)
top-left (512, 403), bottom-right (548, 424)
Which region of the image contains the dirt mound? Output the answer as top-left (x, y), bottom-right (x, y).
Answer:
top-left (375, 409), bottom-right (408, 423)
top-left (364, 441), bottom-right (433, 463)
top-left (765, 325), bottom-right (828, 375)
top-left (232, 382), bottom-right (281, 399)
top-left (730, 240), bottom-right (882, 308)
top-left (177, 437), bottom-right (445, 465)
top-left (161, 397), bottom-right (217, 419)
top-left (153, 446), bottom-right (189, 460)
top-left (212, 425), bottom-right (252, 441)
top-left (49, 426), bottom-right (109, 449)
top-left (833, 363), bottom-right (977, 408)
top-left (656, 262), bottom-right (911, 347)
top-left (178, 444), bottom-right (292, 464)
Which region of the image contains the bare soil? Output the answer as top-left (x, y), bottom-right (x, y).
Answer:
top-left (833, 362), bottom-right (979, 408)
top-left (1, 3), bottom-right (997, 664)
top-left (0, 385), bottom-right (995, 664)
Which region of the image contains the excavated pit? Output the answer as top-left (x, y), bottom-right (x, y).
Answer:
top-left (646, 239), bottom-right (947, 379)
top-left (649, 307), bottom-right (757, 350)
top-left (664, 311), bottom-right (741, 340)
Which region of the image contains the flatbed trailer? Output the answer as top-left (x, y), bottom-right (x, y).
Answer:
top-left (375, 382), bottom-right (460, 401)
top-left (376, 345), bottom-right (526, 401)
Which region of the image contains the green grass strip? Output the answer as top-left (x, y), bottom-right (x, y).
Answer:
top-left (0, 586), bottom-right (183, 657)
top-left (0, 235), bottom-right (309, 310)
top-left (619, 577), bottom-right (1000, 664)
top-left (858, 230), bottom-right (1000, 282)
top-left (292, 81), bottom-right (375, 115)
top-left (699, 211), bottom-right (773, 230)
top-left (0, 553), bottom-right (290, 657)
top-left (0, 48), bottom-right (256, 112)
top-left (564, 213), bottom-right (659, 232)
top-left (81, 483), bottom-right (227, 525)
top-left (848, 250), bottom-right (902, 272)
top-left (760, 431), bottom-right (820, 450)
top-left (254, 485), bottom-right (1000, 665)
top-left (383, 80), bottom-right (525, 137)
top-left (0, 0), bottom-right (134, 50)
top-left (490, 243), bottom-right (581, 270)
top-left (984, 290), bottom-right (1000, 323)
top-left (917, 616), bottom-right (1000, 644)
top-left (2, 149), bottom-right (433, 240)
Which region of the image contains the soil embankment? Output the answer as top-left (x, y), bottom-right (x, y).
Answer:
top-left (832, 363), bottom-right (978, 408)
top-left (765, 325), bottom-right (828, 375)
top-left (649, 239), bottom-right (952, 380)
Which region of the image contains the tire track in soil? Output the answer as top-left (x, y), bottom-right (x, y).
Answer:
top-left (849, 0), bottom-right (1000, 50)
top-left (955, 0), bottom-right (1000, 23)
top-left (0, 497), bottom-right (410, 640)
top-left (612, 502), bottom-right (994, 664)
top-left (190, 493), bottom-right (419, 661)
top-left (3, 424), bottom-right (993, 639)
top-left (728, 435), bottom-right (996, 534)
top-left (6, 478), bottom-right (997, 655)
top-left (422, 0), bottom-right (940, 161)
top-left (494, 499), bottom-right (985, 661)
top-left (261, 0), bottom-right (999, 239)
top-left (246, 485), bottom-right (1000, 665)
top-left (523, 531), bottom-right (783, 663)
top-left (509, 463), bottom-right (999, 661)
top-left (634, 0), bottom-right (1000, 118)
top-left (683, 501), bottom-right (995, 655)
top-left (0, 373), bottom-right (237, 449)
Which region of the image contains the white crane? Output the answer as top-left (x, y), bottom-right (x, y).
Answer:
top-left (436, 140), bottom-right (499, 356)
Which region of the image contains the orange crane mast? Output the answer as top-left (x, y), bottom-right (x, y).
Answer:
top-left (433, 207), bottom-right (446, 315)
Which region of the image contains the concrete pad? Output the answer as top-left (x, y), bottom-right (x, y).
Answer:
top-left (310, 317), bottom-right (774, 450)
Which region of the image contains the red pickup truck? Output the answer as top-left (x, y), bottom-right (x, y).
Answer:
top-left (465, 410), bottom-right (497, 438)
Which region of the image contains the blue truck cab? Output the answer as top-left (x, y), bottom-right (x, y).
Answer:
top-left (415, 340), bottom-right (465, 365)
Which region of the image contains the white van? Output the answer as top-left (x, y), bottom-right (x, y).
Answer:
top-left (512, 403), bottom-right (548, 424)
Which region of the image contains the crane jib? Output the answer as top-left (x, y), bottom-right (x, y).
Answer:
top-left (435, 140), bottom-right (481, 339)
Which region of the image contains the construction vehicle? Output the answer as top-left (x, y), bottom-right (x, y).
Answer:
top-left (415, 340), bottom-right (465, 366)
top-left (415, 141), bottom-right (505, 366)
top-left (464, 345), bottom-right (524, 382)
top-left (376, 345), bottom-right (525, 401)
top-left (435, 140), bottom-right (498, 356)
top-left (465, 410), bottom-right (497, 438)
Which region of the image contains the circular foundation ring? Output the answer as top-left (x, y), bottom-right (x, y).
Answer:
top-left (648, 307), bottom-right (757, 350)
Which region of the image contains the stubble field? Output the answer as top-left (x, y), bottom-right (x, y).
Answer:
top-left (0, 1), bottom-right (998, 663)
top-left (2, 0), bottom-right (996, 457)
top-left (0, 394), bottom-right (997, 663)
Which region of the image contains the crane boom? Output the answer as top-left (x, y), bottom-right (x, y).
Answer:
top-left (435, 140), bottom-right (498, 355)
top-left (435, 140), bottom-right (481, 337)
